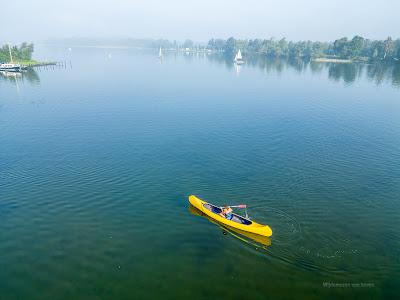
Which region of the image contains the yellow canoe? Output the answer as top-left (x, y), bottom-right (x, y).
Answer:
top-left (188, 204), bottom-right (272, 246)
top-left (188, 195), bottom-right (273, 237)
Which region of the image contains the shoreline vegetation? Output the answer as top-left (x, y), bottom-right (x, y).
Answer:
top-left (4, 35), bottom-right (399, 68)
top-left (312, 58), bottom-right (352, 63)
top-left (47, 35), bottom-right (400, 63)
top-left (1, 45), bottom-right (399, 88)
top-left (0, 43), bottom-right (55, 68)
top-left (205, 36), bottom-right (400, 63)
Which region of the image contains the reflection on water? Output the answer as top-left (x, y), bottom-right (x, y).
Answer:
top-left (203, 52), bottom-right (400, 87)
top-left (234, 63), bottom-right (242, 76)
top-left (0, 68), bottom-right (40, 85)
top-left (2, 52), bottom-right (398, 88)
top-left (1, 46), bottom-right (399, 299)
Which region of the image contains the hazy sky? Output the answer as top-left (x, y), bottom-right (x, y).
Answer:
top-left (2, 0), bottom-right (399, 42)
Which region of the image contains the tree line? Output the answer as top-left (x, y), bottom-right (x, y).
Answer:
top-left (206, 36), bottom-right (400, 61)
top-left (0, 43), bottom-right (34, 62)
top-left (31, 37), bottom-right (400, 62)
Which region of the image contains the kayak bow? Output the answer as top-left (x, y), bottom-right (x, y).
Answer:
top-left (188, 195), bottom-right (272, 237)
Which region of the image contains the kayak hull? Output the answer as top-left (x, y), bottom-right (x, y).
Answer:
top-left (188, 195), bottom-right (272, 237)
top-left (188, 204), bottom-right (271, 246)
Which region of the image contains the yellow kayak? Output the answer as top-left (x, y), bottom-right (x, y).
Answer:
top-left (188, 195), bottom-right (273, 237)
top-left (188, 204), bottom-right (271, 246)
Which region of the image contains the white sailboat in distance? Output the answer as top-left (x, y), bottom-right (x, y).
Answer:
top-left (234, 49), bottom-right (244, 65)
top-left (158, 47), bottom-right (163, 59)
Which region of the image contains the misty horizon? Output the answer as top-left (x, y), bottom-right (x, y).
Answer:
top-left (2, 0), bottom-right (399, 44)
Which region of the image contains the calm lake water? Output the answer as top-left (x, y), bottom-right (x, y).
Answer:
top-left (1, 46), bottom-right (399, 300)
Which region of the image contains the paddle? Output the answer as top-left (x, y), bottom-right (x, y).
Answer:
top-left (230, 205), bottom-right (247, 208)
top-left (224, 204), bottom-right (249, 219)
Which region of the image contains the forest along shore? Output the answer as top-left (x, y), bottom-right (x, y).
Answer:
top-left (47, 35), bottom-right (400, 63)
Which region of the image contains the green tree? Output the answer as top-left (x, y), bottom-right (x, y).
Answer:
top-left (182, 39), bottom-right (194, 49)
top-left (261, 39), bottom-right (276, 56)
top-left (395, 39), bottom-right (400, 60)
top-left (277, 38), bottom-right (288, 57)
top-left (224, 37), bottom-right (236, 55)
top-left (0, 43), bottom-right (34, 62)
top-left (248, 39), bottom-right (263, 53)
top-left (382, 37), bottom-right (395, 60)
top-left (348, 36), bottom-right (364, 58)
top-left (333, 37), bottom-right (350, 58)
top-left (20, 43), bottom-right (33, 60)
top-left (311, 41), bottom-right (327, 58)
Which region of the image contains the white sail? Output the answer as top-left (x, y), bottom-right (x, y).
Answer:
top-left (159, 47), bottom-right (163, 57)
top-left (236, 49), bottom-right (242, 60)
top-left (234, 49), bottom-right (244, 64)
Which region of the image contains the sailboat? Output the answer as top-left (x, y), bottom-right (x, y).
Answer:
top-left (0, 43), bottom-right (22, 72)
top-left (158, 47), bottom-right (163, 59)
top-left (234, 49), bottom-right (244, 65)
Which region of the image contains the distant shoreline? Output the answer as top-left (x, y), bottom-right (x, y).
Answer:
top-left (46, 35), bottom-right (400, 63)
top-left (14, 59), bottom-right (57, 68)
top-left (312, 58), bottom-right (353, 63)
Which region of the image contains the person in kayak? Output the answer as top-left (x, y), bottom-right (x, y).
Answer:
top-left (219, 206), bottom-right (233, 220)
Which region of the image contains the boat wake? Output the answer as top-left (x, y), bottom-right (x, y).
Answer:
top-left (188, 200), bottom-right (364, 275)
top-left (227, 203), bottom-right (361, 274)
top-left (247, 204), bottom-right (302, 245)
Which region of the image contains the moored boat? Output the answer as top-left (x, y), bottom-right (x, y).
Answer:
top-left (234, 49), bottom-right (244, 65)
top-left (0, 44), bottom-right (21, 72)
top-left (0, 63), bottom-right (21, 72)
top-left (188, 195), bottom-right (272, 237)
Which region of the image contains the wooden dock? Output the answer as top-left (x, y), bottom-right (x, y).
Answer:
top-left (22, 61), bottom-right (71, 70)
